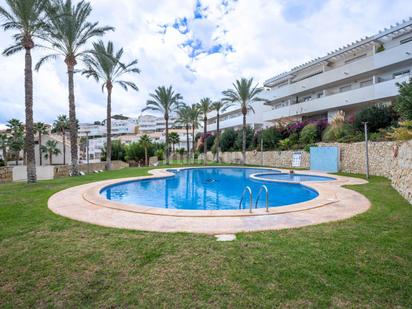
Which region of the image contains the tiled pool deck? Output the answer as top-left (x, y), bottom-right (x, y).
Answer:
top-left (48, 167), bottom-right (370, 234)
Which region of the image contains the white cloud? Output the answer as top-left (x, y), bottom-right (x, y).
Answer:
top-left (0, 0), bottom-right (411, 125)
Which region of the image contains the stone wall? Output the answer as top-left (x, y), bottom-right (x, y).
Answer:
top-left (213, 140), bottom-right (412, 204)
top-left (0, 167), bottom-right (13, 183)
top-left (54, 160), bottom-right (129, 178)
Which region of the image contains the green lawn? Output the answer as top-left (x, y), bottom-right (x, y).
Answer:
top-left (0, 167), bottom-right (411, 308)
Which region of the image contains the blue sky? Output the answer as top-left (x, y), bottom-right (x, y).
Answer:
top-left (0, 0), bottom-right (411, 127)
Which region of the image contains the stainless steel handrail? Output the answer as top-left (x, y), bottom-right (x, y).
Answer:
top-left (255, 185), bottom-right (269, 212)
top-left (239, 186), bottom-right (253, 213)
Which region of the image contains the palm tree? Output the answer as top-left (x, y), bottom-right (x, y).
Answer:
top-left (188, 104), bottom-right (201, 162)
top-left (34, 122), bottom-right (48, 165)
top-left (168, 132), bottom-right (180, 154)
top-left (197, 97), bottom-right (213, 165)
top-left (53, 115), bottom-right (69, 165)
top-left (37, 0), bottom-right (114, 175)
top-left (222, 78), bottom-right (264, 164)
top-left (7, 119), bottom-right (24, 165)
top-left (143, 86), bottom-right (183, 165)
top-left (211, 101), bottom-right (232, 162)
top-left (82, 40), bottom-right (139, 171)
top-left (0, 0), bottom-right (49, 182)
top-left (0, 134), bottom-right (8, 162)
top-left (176, 105), bottom-right (192, 162)
top-left (40, 139), bottom-right (61, 165)
top-left (139, 134), bottom-right (152, 166)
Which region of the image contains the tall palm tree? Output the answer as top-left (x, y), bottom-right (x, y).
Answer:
top-left (40, 139), bottom-right (61, 165)
top-left (176, 105), bottom-right (192, 163)
top-left (197, 98), bottom-right (213, 165)
top-left (188, 104), bottom-right (201, 162)
top-left (0, 133), bottom-right (8, 161)
top-left (139, 134), bottom-right (152, 166)
top-left (34, 122), bottom-right (48, 165)
top-left (37, 0), bottom-right (114, 175)
top-left (6, 119), bottom-right (24, 165)
top-left (168, 132), bottom-right (180, 153)
top-left (53, 115), bottom-right (69, 165)
top-left (211, 101), bottom-right (231, 162)
top-left (0, 0), bottom-right (49, 182)
top-left (222, 78), bottom-right (264, 164)
top-left (82, 40), bottom-right (139, 170)
top-left (143, 86), bottom-right (183, 165)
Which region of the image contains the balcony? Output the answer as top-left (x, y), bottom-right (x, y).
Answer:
top-left (261, 40), bottom-right (412, 102)
top-left (262, 75), bottom-right (409, 122)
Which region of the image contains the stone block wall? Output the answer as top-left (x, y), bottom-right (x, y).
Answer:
top-left (213, 140), bottom-right (412, 204)
top-left (0, 167), bottom-right (13, 183)
top-left (54, 160), bottom-right (129, 178)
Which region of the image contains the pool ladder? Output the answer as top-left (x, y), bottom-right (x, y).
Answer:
top-left (239, 185), bottom-right (269, 213)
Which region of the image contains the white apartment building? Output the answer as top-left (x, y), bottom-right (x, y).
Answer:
top-left (207, 19), bottom-right (412, 131)
top-left (260, 18), bottom-right (412, 124)
top-left (79, 117), bottom-right (138, 138)
top-left (137, 114), bottom-right (179, 133)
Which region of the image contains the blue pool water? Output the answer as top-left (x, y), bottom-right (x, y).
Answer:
top-left (100, 168), bottom-right (320, 210)
top-left (254, 173), bottom-right (335, 182)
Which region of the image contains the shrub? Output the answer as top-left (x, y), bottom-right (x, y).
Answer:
top-left (234, 126), bottom-right (254, 151)
top-left (260, 127), bottom-right (283, 150)
top-left (354, 104), bottom-right (398, 133)
top-left (206, 134), bottom-right (215, 151)
top-left (101, 140), bottom-right (126, 161)
top-left (0, 159), bottom-right (5, 167)
top-left (304, 144), bottom-right (317, 153)
top-left (278, 138), bottom-right (292, 150)
top-left (220, 128), bottom-right (237, 152)
top-left (155, 148), bottom-right (164, 160)
top-left (394, 79), bottom-right (412, 120)
top-left (299, 123), bottom-right (318, 144)
top-left (386, 120), bottom-right (412, 140)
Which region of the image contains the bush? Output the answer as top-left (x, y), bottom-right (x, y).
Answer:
top-left (299, 123), bottom-right (318, 145)
top-left (220, 128), bottom-right (237, 152)
top-left (386, 120), bottom-right (412, 140)
top-left (234, 126), bottom-right (254, 151)
top-left (206, 134), bottom-right (215, 151)
top-left (394, 79), bottom-right (412, 120)
top-left (0, 159), bottom-right (5, 167)
top-left (260, 127), bottom-right (283, 150)
top-left (304, 144), bottom-right (317, 153)
top-left (354, 104), bottom-right (398, 133)
top-left (101, 140), bottom-right (126, 161)
top-left (323, 123), bottom-right (355, 142)
top-left (155, 148), bottom-right (164, 160)
top-left (125, 143), bottom-right (145, 162)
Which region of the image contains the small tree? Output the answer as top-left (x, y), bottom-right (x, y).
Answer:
top-left (354, 104), bottom-right (398, 132)
top-left (299, 123), bottom-right (318, 145)
top-left (395, 79), bottom-right (412, 120)
top-left (40, 140), bottom-right (61, 165)
top-left (7, 119), bottom-right (24, 165)
top-left (139, 134), bottom-right (152, 166)
top-left (168, 132), bottom-right (180, 153)
top-left (34, 122), bottom-right (48, 165)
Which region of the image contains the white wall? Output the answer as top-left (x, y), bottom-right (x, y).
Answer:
top-left (12, 165), bottom-right (54, 181)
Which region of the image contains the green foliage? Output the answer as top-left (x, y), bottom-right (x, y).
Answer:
top-left (304, 144), bottom-right (317, 153)
top-left (206, 134), bottom-right (215, 151)
top-left (102, 140), bottom-right (126, 161)
top-left (386, 121), bottom-right (412, 140)
top-left (323, 123), bottom-right (355, 142)
top-left (155, 148), bottom-right (164, 160)
top-left (394, 79), bottom-right (412, 120)
top-left (299, 123), bottom-right (318, 144)
top-left (376, 44), bottom-right (385, 53)
top-left (0, 159), bottom-right (5, 167)
top-left (220, 128), bottom-right (237, 152)
top-left (354, 104), bottom-right (398, 133)
top-left (234, 126), bottom-right (254, 151)
top-left (278, 138), bottom-right (292, 150)
top-left (260, 127), bottom-right (283, 150)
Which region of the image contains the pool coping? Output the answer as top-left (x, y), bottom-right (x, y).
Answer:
top-left (81, 167), bottom-right (352, 217)
top-left (48, 166), bottom-right (370, 234)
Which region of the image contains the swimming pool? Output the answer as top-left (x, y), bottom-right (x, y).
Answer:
top-left (252, 173), bottom-right (336, 182)
top-left (100, 167), bottom-right (320, 210)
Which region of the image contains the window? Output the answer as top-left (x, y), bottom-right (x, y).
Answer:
top-left (400, 37), bottom-right (412, 44)
top-left (339, 84), bottom-right (352, 93)
top-left (393, 70), bottom-right (410, 79)
top-left (344, 53), bottom-right (367, 64)
top-left (303, 96), bottom-right (312, 102)
top-left (317, 92), bottom-right (323, 98)
top-left (360, 79), bottom-right (373, 88)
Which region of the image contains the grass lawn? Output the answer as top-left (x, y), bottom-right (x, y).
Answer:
top-left (0, 167), bottom-right (411, 308)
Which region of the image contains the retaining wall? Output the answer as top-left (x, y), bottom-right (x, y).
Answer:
top-left (0, 167), bottom-right (13, 183)
top-left (211, 140), bottom-right (412, 204)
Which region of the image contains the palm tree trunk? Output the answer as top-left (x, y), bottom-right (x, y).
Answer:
top-left (38, 133), bottom-right (42, 166)
top-left (24, 46), bottom-right (36, 182)
top-left (186, 125), bottom-right (190, 163)
top-left (216, 112), bottom-right (220, 163)
top-left (144, 147), bottom-right (148, 166)
top-left (192, 125), bottom-right (195, 163)
top-left (15, 151), bottom-right (18, 166)
top-left (67, 63), bottom-right (79, 175)
top-left (242, 113), bottom-right (247, 165)
top-left (165, 116), bottom-right (169, 165)
top-left (49, 151), bottom-right (52, 165)
top-left (203, 118), bottom-right (207, 166)
top-left (106, 84), bottom-right (113, 170)
top-left (62, 130), bottom-right (66, 165)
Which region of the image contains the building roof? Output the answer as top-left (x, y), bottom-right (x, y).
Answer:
top-left (264, 17), bottom-right (412, 87)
